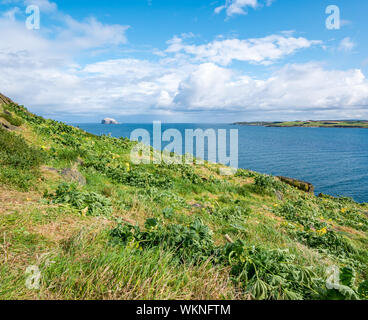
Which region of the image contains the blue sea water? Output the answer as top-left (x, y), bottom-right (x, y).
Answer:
top-left (73, 123), bottom-right (368, 203)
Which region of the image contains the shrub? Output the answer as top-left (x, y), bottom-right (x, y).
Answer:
top-left (46, 183), bottom-right (113, 216)
top-left (110, 218), bottom-right (216, 263)
top-left (223, 240), bottom-right (318, 300)
top-left (84, 158), bottom-right (174, 189)
top-left (119, 167), bottom-right (173, 188)
top-left (253, 174), bottom-right (285, 195)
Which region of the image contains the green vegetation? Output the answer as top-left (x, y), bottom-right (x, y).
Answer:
top-left (0, 105), bottom-right (24, 127)
top-left (0, 125), bottom-right (46, 190)
top-left (234, 120), bottom-right (368, 128)
top-left (45, 182), bottom-right (113, 217)
top-left (0, 99), bottom-right (368, 300)
top-left (253, 174), bottom-right (286, 195)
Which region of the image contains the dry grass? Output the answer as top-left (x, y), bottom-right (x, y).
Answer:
top-left (0, 187), bottom-right (41, 214)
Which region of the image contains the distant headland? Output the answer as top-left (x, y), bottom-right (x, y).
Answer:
top-left (233, 120), bottom-right (368, 128)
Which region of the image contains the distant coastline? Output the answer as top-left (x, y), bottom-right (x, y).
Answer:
top-left (233, 120), bottom-right (368, 128)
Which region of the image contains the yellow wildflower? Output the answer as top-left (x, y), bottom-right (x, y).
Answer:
top-left (341, 208), bottom-right (347, 214)
top-left (317, 227), bottom-right (327, 235)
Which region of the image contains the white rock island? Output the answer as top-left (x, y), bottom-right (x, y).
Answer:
top-left (101, 118), bottom-right (119, 124)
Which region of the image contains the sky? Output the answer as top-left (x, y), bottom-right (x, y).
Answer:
top-left (0, 0), bottom-right (368, 123)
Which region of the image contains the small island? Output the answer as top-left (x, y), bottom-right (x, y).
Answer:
top-left (101, 118), bottom-right (119, 124)
top-left (233, 120), bottom-right (368, 128)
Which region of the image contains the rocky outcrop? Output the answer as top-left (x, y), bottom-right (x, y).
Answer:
top-left (0, 93), bottom-right (12, 106)
top-left (61, 168), bottom-right (86, 185)
top-left (277, 176), bottom-right (315, 194)
top-left (101, 118), bottom-right (118, 124)
top-left (0, 117), bottom-right (19, 131)
top-left (0, 93), bottom-right (16, 131)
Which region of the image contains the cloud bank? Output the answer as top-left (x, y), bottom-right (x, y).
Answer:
top-left (165, 34), bottom-right (321, 66)
top-left (0, 0), bottom-right (368, 122)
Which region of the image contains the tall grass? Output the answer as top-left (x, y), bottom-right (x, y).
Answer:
top-left (41, 230), bottom-right (238, 300)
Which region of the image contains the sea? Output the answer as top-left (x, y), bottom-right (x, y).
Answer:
top-left (73, 123), bottom-right (368, 203)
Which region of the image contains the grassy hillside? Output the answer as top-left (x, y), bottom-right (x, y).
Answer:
top-left (1, 98), bottom-right (368, 300)
top-left (234, 120), bottom-right (368, 128)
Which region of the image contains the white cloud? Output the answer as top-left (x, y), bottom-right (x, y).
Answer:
top-left (165, 34), bottom-right (321, 66)
top-left (174, 63), bottom-right (234, 108)
top-left (0, 6), bottom-right (129, 58)
top-left (2, 6), bottom-right (20, 20)
top-left (0, 2), bottom-right (367, 121)
top-left (214, 5), bottom-right (226, 14)
top-left (174, 62), bottom-right (368, 116)
top-left (3, 45), bottom-right (368, 120)
top-left (58, 16), bottom-right (129, 51)
top-left (215, 0), bottom-right (274, 17)
top-left (0, 2), bottom-right (131, 116)
top-left (24, 0), bottom-right (57, 12)
top-left (339, 37), bottom-right (355, 52)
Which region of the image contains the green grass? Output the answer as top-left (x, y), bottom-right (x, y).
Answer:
top-left (0, 101), bottom-right (368, 300)
top-left (42, 235), bottom-right (237, 300)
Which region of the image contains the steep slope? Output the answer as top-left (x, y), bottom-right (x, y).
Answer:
top-left (0, 93), bottom-right (12, 106)
top-left (0, 97), bottom-right (367, 300)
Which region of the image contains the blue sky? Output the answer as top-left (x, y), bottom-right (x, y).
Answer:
top-left (1, 0), bottom-right (368, 122)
